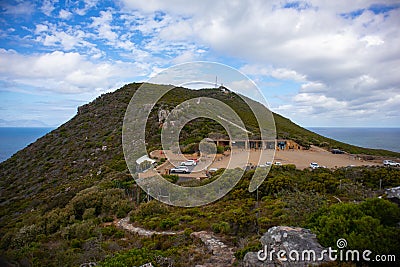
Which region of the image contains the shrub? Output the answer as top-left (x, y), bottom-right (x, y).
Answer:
top-left (216, 145), bottom-right (225, 154)
top-left (211, 221), bottom-right (230, 234)
top-left (83, 208), bottom-right (96, 220)
top-left (234, 243), bottom-right (262, 260)
top-left (308, 198), bottom-right (400, 256)
top-left (183, 228), bottom-right (193, 237)
top-left (159, 218), bottom-right (177, 230)
top-left (162, 174), bottom-right (179, 184)
top-left (136, 200), bottom-right (168, 218)
top-left (70, 238), bottom-right (82, 249)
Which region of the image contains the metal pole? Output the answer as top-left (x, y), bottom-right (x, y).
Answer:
top-left (256, 186), bottom-right (259, 235)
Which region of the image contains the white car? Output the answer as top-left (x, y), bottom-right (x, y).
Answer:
top-left (310, 162), bottom-right (319, 169)
top-left (171, 166), bottom-right (190, 173)
top-left (383, 160), bottom-right (400, 167)
top-left (181, 160), bottom-right (197, 166)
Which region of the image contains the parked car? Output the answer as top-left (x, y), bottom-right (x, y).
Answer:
top-left (181, 160), bottom-right (197, 166)
top-left (274, 162), bottom-right (282, 166)
top-left (383, 160), bottom-right (400, 167)
top-left (310, 162), bottom-right (319, 169)
top-left (331, 149), bottom-right (345, 154)
top-left (171, 166), bottom-right (190, 173)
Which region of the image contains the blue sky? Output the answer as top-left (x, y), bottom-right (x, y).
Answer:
top-left (0, 0), bottom-right (399, 127)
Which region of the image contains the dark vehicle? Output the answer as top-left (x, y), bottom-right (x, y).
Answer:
top-left (331, 149), bottom-right (345, 154)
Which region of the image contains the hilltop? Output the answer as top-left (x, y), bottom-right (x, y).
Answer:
top-left (1, 83), bottom-right (399, 266)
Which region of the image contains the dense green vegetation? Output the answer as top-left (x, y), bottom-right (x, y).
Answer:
top-left (308, 198), bottom-right (400, 258)
top-left (0, 83), bottom-right (399, 266)
top-left (1, 164), bottom-right (399, 266)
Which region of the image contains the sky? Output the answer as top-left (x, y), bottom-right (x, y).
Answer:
top-left (0, 0), bottom-right (399, 127)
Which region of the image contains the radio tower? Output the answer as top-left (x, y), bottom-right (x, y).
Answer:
top-left (215, 76), bottom-right (217, 88)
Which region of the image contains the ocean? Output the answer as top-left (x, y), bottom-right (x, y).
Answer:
top-left (308, 127), bottom-right (400, 153)
top-left (0, 127), bottom-right (54, 163)
top-left (0, 127), bottom-right (399, 163)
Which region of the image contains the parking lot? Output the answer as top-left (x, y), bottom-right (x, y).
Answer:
top-left (150, 146), bottom-right (382, 180)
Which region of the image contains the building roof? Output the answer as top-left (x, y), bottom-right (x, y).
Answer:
top-left (136, 155), bottom-right (156, 165)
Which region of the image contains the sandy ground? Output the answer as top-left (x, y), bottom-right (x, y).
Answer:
top-left (274, 146), bottom-right (378, 169)
top-left (148, 146), bottom-right (381, 179)
top-left (209, 146), bottom-right (378, 170)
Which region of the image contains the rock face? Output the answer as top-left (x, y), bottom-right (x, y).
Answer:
top-left (386, 186), bottom-right (400, 198)
top-left (244, 226), bottom-right (331, 267)
top-left (158, 108), bottom-right (170, 124)
top-left (386, 186), bottom-right (400, 205)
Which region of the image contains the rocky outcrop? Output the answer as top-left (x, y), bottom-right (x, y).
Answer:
top-left (158, 108), bottom-right (170, 124)
top-left (386, 186), bottom-right (400, 205)
top-left (243, 226), bottom-right (331, 267)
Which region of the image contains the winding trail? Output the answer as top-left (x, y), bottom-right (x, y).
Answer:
top-left (117, 217), bottom-right (235, 267)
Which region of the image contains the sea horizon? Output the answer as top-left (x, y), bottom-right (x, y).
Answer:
top-left (308, 127), bottom-right (400, 153)
top-left (0, 126), bottom-right (399, 163)
top-left (0, 127), bottom-right (54, 163)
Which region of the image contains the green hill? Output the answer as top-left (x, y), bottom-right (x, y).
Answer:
top-left (0, 82), bottom-right (399, 266)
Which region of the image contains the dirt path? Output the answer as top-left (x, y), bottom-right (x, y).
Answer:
top-left (117, 217), bottom-right (183, 236)
top-left (117, 217), bottom-right (235, 266)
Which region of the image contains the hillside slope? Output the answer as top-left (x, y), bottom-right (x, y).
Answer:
top-left (1, 82), bottom-right (398, 220)
top-left (0, 83), bottom-right (399, 265)
top-left (1, 83), bottom-right (398, 220)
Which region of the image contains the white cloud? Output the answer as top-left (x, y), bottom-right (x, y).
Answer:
top-left (2, 0), bottom-right (400, 127)
top-left (129, 0), bottom-right (399, 126)
top-left (41, 0), bottom-right (59, 16)
top-left (0, 49), bottom-right (149, 94)
top-left (75, 0), bottom-right (98, 16)
top-left (34, 24), bottom-right (49, 34)
top-left (34, 22), bottom-right (95, 52)
top-left (59, 9), bottom-right (73, 19)
top-left (90, 10), bottom-right (118, 42)
top-left (120, 0), bottom-right (212, 15)
top-left (241, 64), bottom-right (307, 82)
top-left (172, 50), bottom-right (196, 64)
top-left (1, 1), bottom-right (35, 15)
top-left (361, 35), bottom-right (384, 47)
top-left (300, 82), bottom-right (326, 93)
